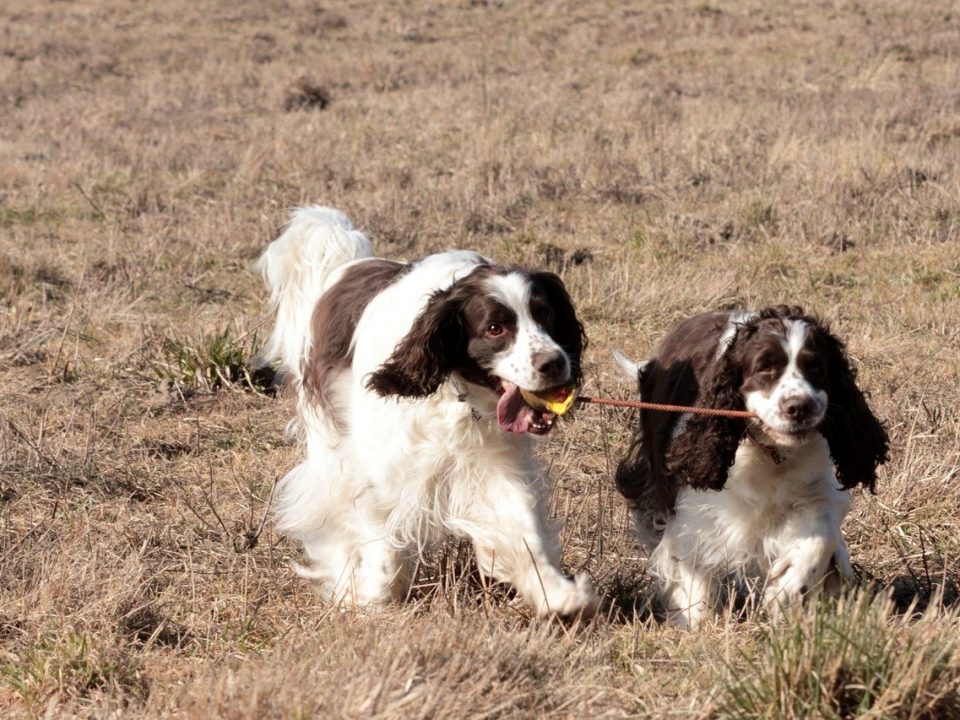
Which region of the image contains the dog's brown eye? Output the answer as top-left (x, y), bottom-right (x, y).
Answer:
top-left (486, 323), bottom-right (504, 337)
top-left (756, 357), bottom-right (776, 373)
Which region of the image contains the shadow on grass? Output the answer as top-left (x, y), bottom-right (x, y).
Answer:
top-left (600, 562), bottom-right (960, 628)
top-left (600, 571), bottom-right (657, 624)
top-left (868, 569), bottom-right (960, 616)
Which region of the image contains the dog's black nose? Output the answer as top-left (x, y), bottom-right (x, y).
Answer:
top-left (780, 396), bottom-right (814, 421)
top-left (532, 351), bottom-right (567, 380)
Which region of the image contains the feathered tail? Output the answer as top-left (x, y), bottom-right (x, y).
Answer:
top-left (255, 206), bottom-right (373, 383)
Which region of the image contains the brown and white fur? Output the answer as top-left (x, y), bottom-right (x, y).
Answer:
top-left (615, 306), bottom-right (888, 628)
top-left (256, 206), bottom-right (597, 618)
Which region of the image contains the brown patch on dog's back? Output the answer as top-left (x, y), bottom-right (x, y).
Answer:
top-left (303, 259), bottom-right (409, 421)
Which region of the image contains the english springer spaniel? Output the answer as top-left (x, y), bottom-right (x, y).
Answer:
top-left (615, 306), bottom-right (888, 628)
top-left (256, 207), bottom-right (597, 618)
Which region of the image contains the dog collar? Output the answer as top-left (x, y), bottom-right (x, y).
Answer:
top-left (452, 380), bottom-right (484, 421)
top-left (746, 429), bottom-right (786, 465)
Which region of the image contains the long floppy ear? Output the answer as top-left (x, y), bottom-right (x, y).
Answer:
top-left (815, 326), bottom-right (889, 491)
top-left (529, 271), bottom-right (587, 384)
top-left (615, 358), bottom-right (653, 503)
top-left (666, 354), bottom-right (747, 492)
top-left (366, 288), bottom-right (465, 398)
top-left (615, 415), bottom-right (651, 504)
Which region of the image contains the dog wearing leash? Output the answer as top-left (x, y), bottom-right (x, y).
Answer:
top-left (615, 306), bottom-right (888, 627)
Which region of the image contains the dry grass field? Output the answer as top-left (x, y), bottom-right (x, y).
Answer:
top-left (2, 0), bottom-right (960, 716)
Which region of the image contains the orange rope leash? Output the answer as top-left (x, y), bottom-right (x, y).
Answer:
top-left (575, 395), bottom-right (757, 419)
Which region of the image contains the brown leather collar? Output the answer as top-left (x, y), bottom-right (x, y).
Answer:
top-left (747, 428), bottom-right (786, 465)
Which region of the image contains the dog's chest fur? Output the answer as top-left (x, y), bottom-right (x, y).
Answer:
top-left (659, 434), bottom-right (848, 574)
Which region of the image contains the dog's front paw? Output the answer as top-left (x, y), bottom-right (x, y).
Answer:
top-left (566, 571), bottom-right (601, 618)
top-left (662, 583), bottom-right (711, 630)
top-left (764, 558), bottom-right (806, 615)
top-left (537, 571), bottom-right (599, 619)
top-left (764, 540), bottom-right (849, 617)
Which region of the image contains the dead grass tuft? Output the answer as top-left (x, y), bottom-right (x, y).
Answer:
top-left (283, 77), bottom-right (332, 112)
top-left (175, 615), bottom-right (622, 719)
top-left (715, 596), bottom-right (960, 719)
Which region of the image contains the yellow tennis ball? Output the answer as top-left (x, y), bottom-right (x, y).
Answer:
top-left (520, 384), bottom-right (577, 416)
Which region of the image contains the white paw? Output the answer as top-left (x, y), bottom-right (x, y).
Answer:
top-left (764, 540), bottom-right (846, 615)
top-left (823, 546), bottom-right (855, 596)
top-left (665, 605), bottom-right (712, 630)
top-left (537, 571), bottom-right (599, 619)
top-left (662, 589), bottom-right (711, 630)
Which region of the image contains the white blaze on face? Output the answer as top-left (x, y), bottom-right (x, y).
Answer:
top-left (486, 273), bottom-right (569, 391)
top-left (743, 319), bottom-right (828, 441)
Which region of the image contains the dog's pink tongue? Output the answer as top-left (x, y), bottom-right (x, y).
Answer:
top-left (497, 384), bottom-right (536, 434)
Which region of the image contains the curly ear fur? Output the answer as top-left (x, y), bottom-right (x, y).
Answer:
top-left (666, 353), bottom-right (747, 492)
top-left (615, 433), bottom-right (650, 503)
top-left (616, 358), bottom-right (684, 513)
top-left (366, 287), bottom-right (465, 398)
top-left (615, 359), bottom-right (655, 505)
top-left (815, 326), bottom-right (889, 491)
top-left (529, 271), bottom-right (587, 385)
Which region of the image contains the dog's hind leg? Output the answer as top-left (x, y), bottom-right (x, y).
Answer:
top-left (295, 504), bottom-right (412, 607)
top-left (276, 454), bottom-right (412, 607)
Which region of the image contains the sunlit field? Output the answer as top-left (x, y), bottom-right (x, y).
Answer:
top-left (2, 1), bottom-right (959, 716)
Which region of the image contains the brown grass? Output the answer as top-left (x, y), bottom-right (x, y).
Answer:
top-left (2, 0), bottom-right (959, 717)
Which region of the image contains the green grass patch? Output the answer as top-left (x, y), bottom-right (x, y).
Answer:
top-left (154, 326), bottom-right (271, 394)
top-left (1, 629), bottom-right (147, 709)
top-left (715, 595), bottom-right (960, 719)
